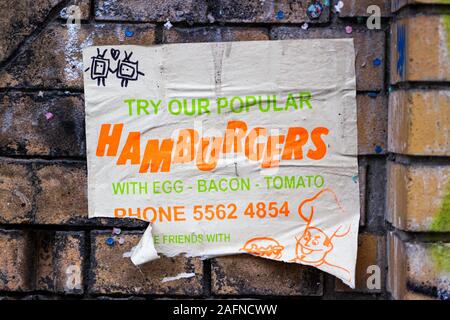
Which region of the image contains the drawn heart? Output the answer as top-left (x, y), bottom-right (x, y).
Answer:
top-left (111, 49), bottom-right (120, 60)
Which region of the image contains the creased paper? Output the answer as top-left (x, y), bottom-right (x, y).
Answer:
top-left (129, 223), bottom-right (159, 265)
top-left (83, 40), bottom-right (360, 288)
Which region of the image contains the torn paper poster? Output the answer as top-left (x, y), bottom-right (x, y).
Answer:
top-left (82, 40), bottom-right (360, 288)
top-left (128, 223), bottom-right (159, 265)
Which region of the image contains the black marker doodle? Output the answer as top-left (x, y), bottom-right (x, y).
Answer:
top-left (84, 48), bottom-right (145, 87)
top-left (84, 49), bottom-right (112, 87)
top-left (116, 51), bottom-right (145, 88)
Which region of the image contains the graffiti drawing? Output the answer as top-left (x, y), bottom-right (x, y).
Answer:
top-left (292, 189), bottom-right (352, 280)
top-left (240, 237), bottom-right (285, 260)
top-left (84, 48), bottom-right (144, 87)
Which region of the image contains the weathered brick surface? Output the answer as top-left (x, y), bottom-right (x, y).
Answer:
top-left (2, 0), bottom-right (446, 302)
top-left (209, 0), bottom-right (330, 23)
top-left (358, 93), bottom-right (387, 155)
top-left (0, 160), bottom-right (148, 227)
top-left (389, 90), bottom-right (449, 156)
top-left (95, 0), bottom-right (208, 23)
top-left (271, 27), bottom-right (385, 91)
top-left (391, 0), bottom-right (450, 12)
top-left (359, 163), bottom-right (368, 226)
top-left (34, 162), bottom-right (88, 224)
top-left (36, 231), bottom-right (85, 294)
top-left (90, 231), bottom-right (204, 295)
top-left (60, 0), bottom-right (91, 21)
top-left (339, 0), bottom-right (391, 17)
top-left (0, 92), bottom-right (85, 157)
top-left (0, 161), bottom-right (35, 224)
top-left (391, 16), bottom-right (450, 83)
top-left (163, 26), bottom-right (269, 43)
top-left (388, 232), bottom-right (450, 300)
top-left (0, 229), bottom-right (33, 291)
top-left (335, 234), bottom-right (385, 292)
top-left (0, 229), bottom-right (85, 294)
top-left (387, 161), bottom-right (450, 232)
top-left (211, 255), bottom-right (323, 296)
top-left (0, 23), bottom-right (156, 89)
top-left (0, 0), bottom-right (61, 63)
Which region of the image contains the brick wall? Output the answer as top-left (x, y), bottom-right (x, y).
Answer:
top-left (387, 0), bottom-right (450, 300)
top-left (0, 0), bottom-right (447, 300)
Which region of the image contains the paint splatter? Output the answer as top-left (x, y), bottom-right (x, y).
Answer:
top-left (430, 243), bottom-right (450, 273)
top-left (125, 29), bottom-right (134, 37)
top-left (164, 20), bottom-right (173, 30)
top-left (45, 112), bottom-right (54, 120)
top-left (106, 237), bottom-right (115, 246)
top-left (430, 182), bottom-right (450, 232)
top-left (373, 58), bottom-right (382, 66)
top-left (307, 3), bottom-right (323, 19)
top-left (334, 1), bottom-right (344, 13)
top-left (276, 10), bottom-right (285, 20)
top-left (396, 23), bottom-right (406, 79)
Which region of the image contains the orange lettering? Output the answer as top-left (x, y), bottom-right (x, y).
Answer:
top-left (282, 127), bottom-right (308, 160)
top-left (139, 139), bottom-right (174, 173)
top-left (307, 127), bottom-right (329, 160)
top-left (96, 123), bottom-right (124, 156)
top-left (117, 132), bottom-right (140, 165)
top-left (223, 120), bottom-right (248, 153)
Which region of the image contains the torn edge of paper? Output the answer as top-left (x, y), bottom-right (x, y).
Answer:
top-left (124, 223), bottom-right (159, 265)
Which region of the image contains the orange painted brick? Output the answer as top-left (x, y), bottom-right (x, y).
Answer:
top-left (339, 0), bottom-right (391, 17)
top-left (0, 229), bottom-right (33, 291)
top-left (0, 23), bottom-right (156, 89)
top-left (388, 232), bottom-right (450, 300)
top-left (389, 90), bottom-right (449, 155)
top-left (335, 234), bottom-right (385, 292)
top-left (36, 231), bottom-right (85, 294)
top-left (211, 255), bottom-right (323, 296)
top-left (90, 231), bottom-right (204, 295)
top-left (391, 16), bottom-right (450, 83)
top-left (163, 27), bottom-right (269, 43)
top-left (387, 161), bottom-right (450, 232)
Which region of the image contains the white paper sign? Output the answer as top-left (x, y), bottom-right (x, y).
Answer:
top-left (83, 40), bottom-right (360, 287)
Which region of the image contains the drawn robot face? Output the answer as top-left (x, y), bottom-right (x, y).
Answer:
top-left (91, 57), bottom-right (110, 79)
top-left (297, 227), bottom-right (333, 264)
top-left (118, 61), bottom-right (138, 80)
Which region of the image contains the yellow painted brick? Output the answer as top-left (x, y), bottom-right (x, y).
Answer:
top-left (391, 16), bottom-right (450, 83)
top-left (388, 90), bottom-right (450, 155)
top-left (387, 161), bottom-right (450, 232)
